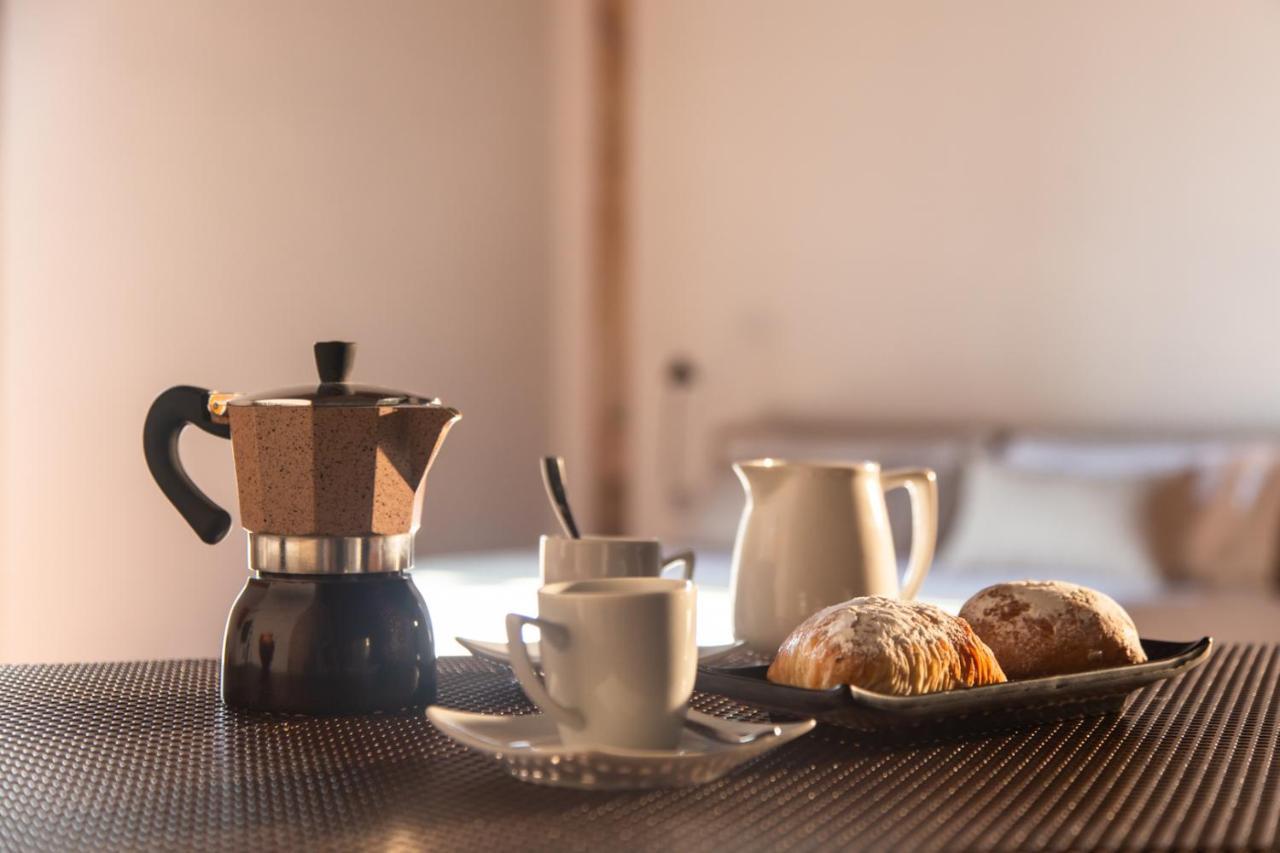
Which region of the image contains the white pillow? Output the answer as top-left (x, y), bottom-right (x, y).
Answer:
top-left (939, 456), bottom-right (1163, 582)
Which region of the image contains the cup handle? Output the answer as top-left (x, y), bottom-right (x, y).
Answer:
top-left (505, 613), bottom-right (584, 729)
top-left (660, 550), bottom-right (696, 581)
top-left (879, 468), bottom-right (938, 600)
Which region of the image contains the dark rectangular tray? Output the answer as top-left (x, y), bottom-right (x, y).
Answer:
top-left (695, 637), bottom-right (1213, 736)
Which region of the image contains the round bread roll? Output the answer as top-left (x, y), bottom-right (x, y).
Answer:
top-left (959, 580), bottom-right (1147, 679)
top-left (766, 596), bottom-right (1007, 695)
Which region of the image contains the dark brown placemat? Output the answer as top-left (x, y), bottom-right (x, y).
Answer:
top-left (0, 647), bottom-right (1277, 852)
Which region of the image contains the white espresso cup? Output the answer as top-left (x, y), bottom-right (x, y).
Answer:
top-left (540, 535), bottom-right (695, 585)
top-left (506, 577), bottom-right (697, 751)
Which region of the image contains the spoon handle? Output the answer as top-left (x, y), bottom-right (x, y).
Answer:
top-left (541, 456), bottom-right (581, 539)
top-left (683, 715), bottom-right (778, 745)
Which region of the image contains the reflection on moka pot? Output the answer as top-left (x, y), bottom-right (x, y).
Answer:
top-left (144, 342), bottom-right (460, 713)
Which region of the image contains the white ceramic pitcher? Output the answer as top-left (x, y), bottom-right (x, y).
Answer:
top-left (729, 459), bottom-right (938, 654)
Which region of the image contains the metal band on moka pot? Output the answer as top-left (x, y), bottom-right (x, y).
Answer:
top-left (247, 532), bottom-right (415, 574)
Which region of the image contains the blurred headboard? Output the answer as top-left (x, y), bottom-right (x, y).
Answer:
top-left (685, 415), bottom-right (1280, 554)
top-left (683, 417), bottom-right (997, 551)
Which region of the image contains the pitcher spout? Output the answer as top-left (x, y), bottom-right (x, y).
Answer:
top-left (733, 458), bottom-right (792, 502)
top-left (734, 458), bottom-right (881, 498)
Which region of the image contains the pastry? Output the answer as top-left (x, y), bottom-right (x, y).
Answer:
top-left (959, 580), bottom-right (1147, 678)
top-left (766, 596), bottom-right (1007, 695)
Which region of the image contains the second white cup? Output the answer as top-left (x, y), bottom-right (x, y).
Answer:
top-left (540, 535), bottom-right (695, 585)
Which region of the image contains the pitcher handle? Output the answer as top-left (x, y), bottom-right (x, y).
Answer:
top-left (880, 468), bottom-right (938, 600)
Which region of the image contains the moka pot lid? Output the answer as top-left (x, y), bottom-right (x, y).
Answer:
top-left (212, 341), bottom-right (448, 412)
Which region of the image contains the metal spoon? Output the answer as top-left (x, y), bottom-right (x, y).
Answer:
top-left (541, 456), bottom-right (581, 539)
top-left (683, 715), bottom-right (781, 746)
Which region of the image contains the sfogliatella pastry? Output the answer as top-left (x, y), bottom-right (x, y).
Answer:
top-left (959, 580), bottom-right (1147, 679)
top-left (766, 596), bottom-right (1007, 695)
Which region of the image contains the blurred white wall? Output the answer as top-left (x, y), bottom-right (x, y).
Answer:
top-left (7, 0), bottom-right (1280, 661)
top-left (630, 1), bottom-right (1280, 537)
top-left (0, 1), bottom-right (553, 662)
top-left (549, 0), bottom-right (603, 535)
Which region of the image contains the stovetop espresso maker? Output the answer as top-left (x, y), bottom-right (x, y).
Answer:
top-left (144, 341), bottom-right (460, 713)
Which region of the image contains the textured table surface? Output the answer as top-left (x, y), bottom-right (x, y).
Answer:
top-left (1, 647), bottom-right (1277, 852)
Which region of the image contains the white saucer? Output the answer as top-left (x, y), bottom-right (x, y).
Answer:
top-left (426, 706), bottom-right (815, 790)
top-left (456, 637), bottom-right (745, 669)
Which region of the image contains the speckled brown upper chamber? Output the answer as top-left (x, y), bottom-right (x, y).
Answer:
top-left (228, 404), bottom-right (458, 537)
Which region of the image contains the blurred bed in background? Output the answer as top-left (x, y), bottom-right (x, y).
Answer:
top-left (672, 419), bottom-right (1280, 643)
top-left (418, 418), bottom-right (1280, 651)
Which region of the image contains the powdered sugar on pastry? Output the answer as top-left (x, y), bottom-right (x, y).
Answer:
top-left (960, 580), bottom-right (1146, 678)
top-left (766, 596), bottom-right (1007, 695)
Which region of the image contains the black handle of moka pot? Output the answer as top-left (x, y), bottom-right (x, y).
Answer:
top-left (143, 385), bottom-right (233, 544)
